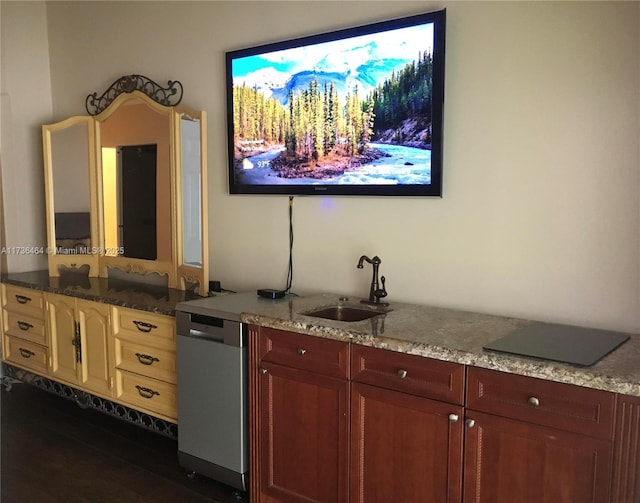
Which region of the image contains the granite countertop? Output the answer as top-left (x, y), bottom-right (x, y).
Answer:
top-left (1, 270), bottom-right (202, 316)
top-left (178, 292), bottom-right (640, 397)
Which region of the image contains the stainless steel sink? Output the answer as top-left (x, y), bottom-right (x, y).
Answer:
top-left (303, 305), bottom-right (388, 322)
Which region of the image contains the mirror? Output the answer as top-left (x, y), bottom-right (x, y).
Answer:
top-left (119, 144), bottom-right (157, 260)
top-left (177, 110), bottom-right (208, 294)
top-left (43, 78), bottom-right (208, 294)
top-left (180, 117), bottom-right (202, 267)
top-left (100, 99), bottom-right (171, 262)
top-left (51, 123), bottom-right (91, 251)
top-left (43, 116), bottom-right (99, 276)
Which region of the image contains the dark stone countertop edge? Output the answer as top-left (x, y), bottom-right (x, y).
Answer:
top-left (0, 273), bottom-right (197, 316)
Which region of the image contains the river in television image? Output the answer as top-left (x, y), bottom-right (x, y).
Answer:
top-left (231, 21), bottom-right (436, 186)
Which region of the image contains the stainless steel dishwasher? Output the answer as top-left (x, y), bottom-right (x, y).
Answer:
top-left (175, 309), bottom-right (248, 491)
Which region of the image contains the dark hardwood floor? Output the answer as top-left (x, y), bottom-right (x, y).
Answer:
top-left (1, 382), bottom-right (247, 503)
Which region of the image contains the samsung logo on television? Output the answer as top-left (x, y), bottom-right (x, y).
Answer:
top-left (314, 187), bottom-right (328, 192)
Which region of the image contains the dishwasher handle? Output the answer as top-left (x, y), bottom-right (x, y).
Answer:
top-left (187, 328), bottom-right (225, 343)
top-left (176, 311), bottom-right (246, 347)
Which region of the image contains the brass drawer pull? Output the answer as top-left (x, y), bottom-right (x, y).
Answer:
top-left (135, 385), bottom-right (160, 399)
top-left (528, 396), bottom-right (540, 407)
top-left (297, 348), bottom-right (307, 356)
top-left (15, 294), bottom-right (31, 304)
top-left (17, 320), bottom-right (34, 331)
top-left (397, 369), bottom-right (408, 379)
top-left (135, 353), bottom-right (159, 366)
top-left (132, 320), bottom-right (158, 333)
top-left (19, 348), bottom-right (35, 358)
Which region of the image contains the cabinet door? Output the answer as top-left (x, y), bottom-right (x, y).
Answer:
top-left (350, 382), bottom-right (463, 503)
top-left (612, 394), bottom-right (640, 503)
top-left (47, 294), bottom-right (79, 384)
top-left (463, 410), bottom-right (612, 503)
top-left (77, 299), bottom-right (111, 397)
top-left (258, 361), bottom-right (349, 503)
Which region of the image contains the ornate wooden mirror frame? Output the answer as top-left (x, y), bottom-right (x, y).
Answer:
top-left (42, 75), bottom-right (208, 295)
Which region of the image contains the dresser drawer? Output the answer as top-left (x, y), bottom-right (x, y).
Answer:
top-left (3, 311), bottom-right (47, 345)
top-left (111, 306), bottom-right (175, 349)
top-left (114, 369), bottom-right (177, 421)
top-left (351, 344), bottom-right (465, 405)
top-left (2, 284), bottom-right (45, 319)
top-left (259, 327), bottom-right (350, 379)
top-left (114, 337), bottom-right (176, 383)
top-left (3, 335), bottom-right (48, 375)
top-left (466, 366), bottom-right (615, 439)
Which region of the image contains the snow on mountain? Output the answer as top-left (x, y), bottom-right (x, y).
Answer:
top-left (236, 67), bottom-right (289, 99)
top-left (271, 58), bottom-right (410, 106)
top-left (237, 40), bottom-right (418, 105)
top-left (271, 70), bottom-right (350, 105)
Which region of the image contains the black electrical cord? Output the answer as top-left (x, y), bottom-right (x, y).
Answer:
top-left (285, 196), bottom-right (295, 294)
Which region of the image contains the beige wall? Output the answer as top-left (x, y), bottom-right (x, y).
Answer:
top-left (0, 1), bottom-right (51, 272)
top-left (4, 1), bottom-right (640, 332)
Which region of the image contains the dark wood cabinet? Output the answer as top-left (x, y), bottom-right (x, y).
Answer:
top-left (463, 410), bottom-right (612, 503)
top-left (464, 367), bottom-right (615, 503)
top-left (249, 327), bottom-right (628, 503)
top-left (466, 366), bottom-right (616, 439)
top-left (611, 394), bottom-right (640, 503)
top-left (350, 344), bottom-right (465, 503)
top-left (258, 362), bottom-right (349, 503)
top-left (252, 327), bottom-right (349, 503)
top-left (351, 382), bottom-right (463, 502)
top-left (351, 343), bottom-right (465, 403)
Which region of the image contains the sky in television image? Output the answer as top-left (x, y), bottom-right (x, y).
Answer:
top-left (230, 21), bottom-right (436, 186)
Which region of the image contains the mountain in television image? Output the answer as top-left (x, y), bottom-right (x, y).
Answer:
top-left (230, 22), bottom-right (437, 186)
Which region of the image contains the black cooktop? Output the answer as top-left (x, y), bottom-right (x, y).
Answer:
top-left (483, 322), bottom-right (630, 367)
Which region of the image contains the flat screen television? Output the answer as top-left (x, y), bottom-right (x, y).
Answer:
top-left (225, 9), bottom-right (446, 197)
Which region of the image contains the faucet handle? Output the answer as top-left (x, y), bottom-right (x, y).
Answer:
top-left (374, 276), bottom-right (388, 302)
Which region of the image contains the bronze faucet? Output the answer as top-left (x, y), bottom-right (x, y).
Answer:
top-left (357, 255), bottom-right (389, 306)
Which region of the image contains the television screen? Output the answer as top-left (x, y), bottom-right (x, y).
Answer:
top-left (226, 9), bottom-right (446, 197)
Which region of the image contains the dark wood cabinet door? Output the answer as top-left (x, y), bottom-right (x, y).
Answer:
top-left (258, 360), bottom-right (349, 503)
top-left (463, 410), bottom-right (612, 503)
top-left (612, 394), bottom-right (640, 503)
top-left (350, 382), bottom-right (463, 503)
